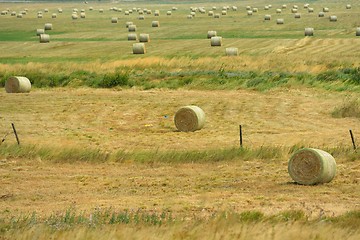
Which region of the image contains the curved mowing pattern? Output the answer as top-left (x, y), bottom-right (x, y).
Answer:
top-left (5, 76), bottom-right (31, 93)
top-left (174, 106), bottom-right (205, 132)
top-left (288, 148), bottom-right (336, 185)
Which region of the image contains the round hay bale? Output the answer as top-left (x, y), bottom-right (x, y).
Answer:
top-left (128, 24), bottom-right (137, 32)
top-left (128, 33), bottom-right (137, 41)
top-left (221, 10), bottom-right (227, 15)
top-left (294, 13), bottom-right (301, 18)
top-left (80, 9), bottom-right (85, 13)
top-left (276, 18), bottom-right (284, 24)
top-left (172, 7), bottom-right (177, 11)
top-left (5, 76), bottom-right (31, 93)
top-left (318, 12), bottom-right (325, 17)
top-left (304, 27), bottom-right (314, 36)
top-left (151, 21), bottom-right (159, 27)
top-left (288, 148), bottom-right (336, 185)
top-left (187, 15), bottom-right (193, 19)
top-left (58, 8), bottom-right (63, 13)
top-left (36, 28), bottom-right (45, 36)
top-left (214, 13), bottom-right (220, 18)
top-left (1, 11), bottom-right (6, 16)
top-left (346, 4), bottom-right (351, 9)
top-left (44, 9), bottom-right (49, 13)
top-left (356, 27), bottom-right (360, 36)
top-left (99, 9), bottom-right (104, 13)
top-left (282, 5), bottom-right (287, 9)
top-left (139, 33), bottom-right (150, 42)
top-left (111, 17), bottom-right (118, 23)
top-left (174, 106), bottom-right (205, 132)
top-left (11, 11), bottom-right (16, 16)
top-left (138, 10), bottom-right (144, 15)
top-left (191, 11), bottom-right (196, 17)
top-left (293, 5), bottom-right (298, 9)
top-left (72, 14), bottom-right (78, 20)
top-left (89, 7), bottom-right (93, 11)
top-left (207, 30), bottom-right (217, 39)
top-left (37, 14), bottom-right (43, 18)
top-left (80, 12), bottom-right (86, 18)
top-left (138, 15), bottom-right (145, 20)
top-left (329, 15), bottom-right (337, 22)
top-left (252, 8), bottom-right (258, 13)
top-left (52, 13), bottom-right (57, 18)
top-left (167, 11), bottom-right (172, 15)
top-left (210, 36), bottom-right (222, 46)
top-left (16, 14), bottom-right (22, 18)
top-left (323, 7), bottom-right (329, 12)
top-left (304, 4), bottom-right (309, 9)
top-left (264, 6), bottom-right (269, 10)
top-left (212, 6), bottom-right (217, 10)
top-left (225, 47), bottom-right (238, 56)
top-left (73, 8), bottom-right (78, 13)
top-left (264, 14), bottom-right (271, 20)
top-left (308, 8), bottom-right (314, 13)
top-left (246, 6), bottom-right (251, 10)
top-left (291, 8), bottom-right (298, 13)
top-left (208, 11), bottom-right (214, 16)
top-left (276, 9), bottom-right (282, 14)
top-left (124, 11), bottom-right (129, 15)
top-left (232, 6), bottom-right (237, 11)
top-left (247, 11), bottom-right (253, 16)
top-left (44, 23), bottom-right (52, 30)
top-left (39, 34), bottom-right (50, 43)
top-left (154, 10), bottom-right (160, 16)
top-left (133, 43), bottom-right (146, 54)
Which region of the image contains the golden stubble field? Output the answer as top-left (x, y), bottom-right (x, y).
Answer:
top-left (0, 88), bottom-right (359, 218)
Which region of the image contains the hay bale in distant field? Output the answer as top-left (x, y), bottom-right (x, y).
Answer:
top-left (247, 11), bottom-right (253, 16)
top-left (126, 21), bottom-right (133, 28)
top-left (264, 14), bottom-right (271, 20)
top-left (291, 8), bottom-right (298, 13)
top-left (308, 8), bottom-right (314, 13)
top-left (124, 11), bottom-right (129, 15)
top-left (252, 8), bottom-right (258, 13)
top-left (288, 148), bottom-right (336, 185)
top-left (187, 15), bottom-right (193, 19)
top-left (16, 14), bottom-right (22, 18)
top-left (89, 7), bottom-right (93, 11)
top-left (167, 11), bottom-right (172, 15)
top-left (225, 47), bottom-right (238, 56)
top-left (207, 30), bottom-right (217, 39)
top-left (138, 15), bottom-right (145, 20)
top-left (151, 21), bottom-right (159, 27)
top-left (5, 76), bottom-right (31, 93)
top-left (111, 17), bottom-right (118, 23)
top-left (282, 5), bottom-right (287, 9)
top-left (329, 15), bottom-right (337, 22)
top-left (127, 33), bottom-right (137, 41)
top-left (52, 13), bottom-right (57, 18)
top-left (39, 34), bottom-right (50, 43)
top-left (80, 12), bottom-right (86, 18)
top-left (172, 7), bottom-right (177, 11)
top-left (99, 9), bottom-right (104, 13)
top-left (212, 6), bottom-right (216, 10)
top-left (44, 9), bottom-right (48, 13)
top-left (72, 14), bottom-right (78, 19)
top-left (232, 6), bottom-right (237, 11)
top-left (346, 4), bottom-right (351, 9)
top-left (211, 36), bottom-right (222, 46)
top-left (221, 10), bottom-right (227, 15)
top-left (208, 11), bottom-right (214, 16)
top-left (174, 106), bottom-right (205, 132)
top-left (58, 8), bottom-right (63, 13)
top-left (304, 27), bottom-right (314, 36)
top-left (154, 10), bottom-right (160, 16)
top-left (133, 43), bottom-right (146, 54)
top-left (139, 33), bottom-right (150, 42)
top-left (36, 28), bottom-right (45, 36)
top-left (80, 9), bottom-right (85, 13)
top-left (294, 13), bottom-right (301, 18)
top-left (44, 23), bottom-right (52, 30)
top-left (276, 18), bottom-right (284, 24)
top-left (264, 6), bottom-right (269, 10)
top-left (323, 7), bottom-right (329, 12)
top-left (214, 13), bottom-right (220, 18)
top-left (128, 24), bottom-right (136, 32)
top-left (11, 11), bottom-right (16, 16)
top-left (318, 12), bottom-right (325, 17)
top-left (276, 9), bottom-right (282, 14)
top-left (1, 11), bottom-right (6, 15)
top-left (293, 5), bottom-right (298, 9)
top-left (246, 6), bottom-right (251, 10)
top-left (356, 27), bottom-right (360, 36)
top-left (191, 11), bottom-right (196, 17)
top-left (37, 14), bottom-right (43, 18)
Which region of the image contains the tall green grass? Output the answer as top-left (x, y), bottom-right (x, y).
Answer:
top-left (0, 143), bottom-right (358, 163)
top-left (1, 68), bottom-right (360, 91)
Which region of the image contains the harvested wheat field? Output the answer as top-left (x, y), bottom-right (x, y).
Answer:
top-left (1, 0), bottom-right (360, 239)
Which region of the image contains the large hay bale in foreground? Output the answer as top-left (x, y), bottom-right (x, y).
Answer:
top-left (356, 27), bottom-right (360, 36)
top-left (174, 106), bottom-right (205, 132)
top-left (5, 76), bottom-right (31, 93)
top-left (288, 148), bottom-right (336, 185)
top-left (133, 43), bottom-right (146, 54)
